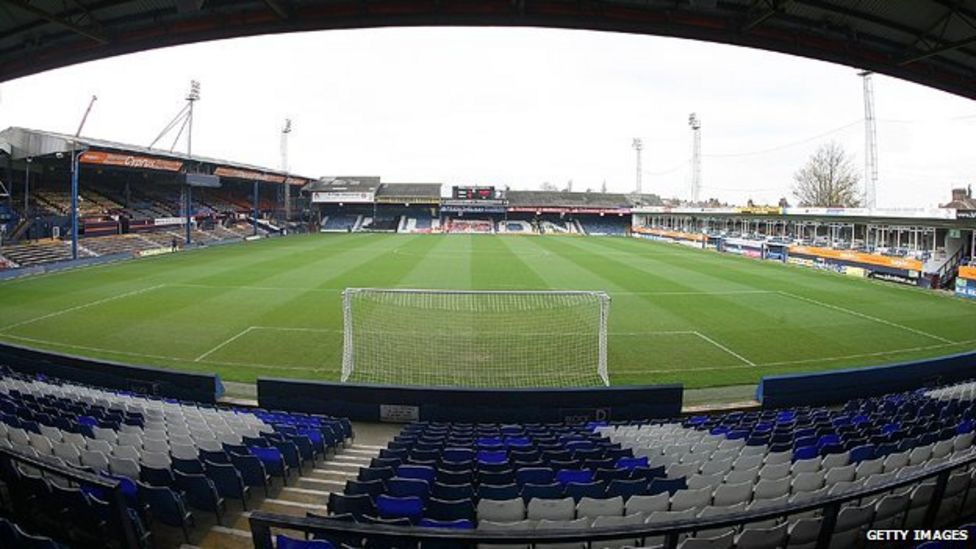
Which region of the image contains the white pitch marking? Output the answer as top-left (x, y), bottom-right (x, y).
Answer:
top-left (264, 499), bottom-right (330, 512)
top-left (610, 339), bottom-right (976, 375)
top-left (194, 327), bottom-right (255, 362)
top-left (0, 283), bottom-right (167, 332)
top-left (778, 290), bottom-right (953, 344)
top-left (692, 331), bottom-right (756, 366)
top-left (299, 477), bottom-right (346, 486)
top-left (282, 486), bottom-right (334, 497)
top-left (208, 526), bottom-right (252, 538)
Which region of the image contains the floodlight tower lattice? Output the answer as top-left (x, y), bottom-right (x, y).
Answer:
top-left (281, 118), bottom-right (292, 221)
top-left (632, 138), bottom-right (643, 194)
top-left (689, 113), bottom-right (702, 204)
top-left (184, 80), bottom-right (200, 245)
top-left (859, 71), bottom-right (878, 209)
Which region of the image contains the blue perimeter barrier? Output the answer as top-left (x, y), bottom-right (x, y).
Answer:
top-left (757, 350), bottom-right (976, 408)
top-left (257, 378), bottom-right (683, 423)
top-left (0, 341), bottom-right (223, 404)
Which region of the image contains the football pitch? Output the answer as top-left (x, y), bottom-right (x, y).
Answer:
top-left (1, 233), bottom-right (974, 390)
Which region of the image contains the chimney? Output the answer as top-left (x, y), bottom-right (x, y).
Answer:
top-left (952, 188), bottom-right (967, 201)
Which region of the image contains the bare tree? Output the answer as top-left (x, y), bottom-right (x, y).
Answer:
top-left (601, 180), bottom-right (607, 194)
top-left (540, 182), bottom-right (558, 191)
top-left (793, 142), bottom-right (862, 207)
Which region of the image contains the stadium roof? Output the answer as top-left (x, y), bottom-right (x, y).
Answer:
top-left (303, 176), bottom-right (382, 193)
top-left (507, 190), bottom-right (635, 208)
top-left (1, 1), bottom-right (975, 100)
top-left (0, 126), bottom-right (313, 183)
top-left (375, 183), bottom-right (442, 199)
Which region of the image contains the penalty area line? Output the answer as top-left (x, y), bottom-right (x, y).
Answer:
top-left (692, 331), bottom-right (756, 366)
top-left (194, 327), bottom-right (255, 362)
top-left (777, 291), bottom-right (953, 344)
top-left (0, 284), bottom-right (168, 333)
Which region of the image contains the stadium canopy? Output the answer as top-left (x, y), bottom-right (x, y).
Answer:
top-left (0, 126), bottom-right (312, 185)
top-left (1, 1), bottom-right (975, 100)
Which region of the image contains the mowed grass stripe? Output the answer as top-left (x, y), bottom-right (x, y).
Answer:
top-left (0, 233), bottom-right (974, 388)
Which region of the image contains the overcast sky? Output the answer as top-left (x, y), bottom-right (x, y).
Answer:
top-left (1, 27), bottom-right (973, 207)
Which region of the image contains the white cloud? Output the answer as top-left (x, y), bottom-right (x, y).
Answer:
top-left (0, 27), bottom-right (972, 207)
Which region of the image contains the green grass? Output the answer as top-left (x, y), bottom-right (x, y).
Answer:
top-left (1, 233), bottom-right (974, 389)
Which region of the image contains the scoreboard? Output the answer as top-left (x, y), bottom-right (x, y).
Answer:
top-left (453, 186), bottom-right (496, 200)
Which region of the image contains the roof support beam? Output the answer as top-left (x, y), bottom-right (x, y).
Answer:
top-left (741, 0), bottom-right (790, 33)
top-left (900, 33), bottom-right (976, 65)
top-left (0, 0), bottom-right (108, 44)
top-left (261, 0), bottom-right (290, 19)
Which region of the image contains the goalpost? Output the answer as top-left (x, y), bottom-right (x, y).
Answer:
top-left (341, 288), bottom-right (610, 388)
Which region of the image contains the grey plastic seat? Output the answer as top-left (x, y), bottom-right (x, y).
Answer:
top-left (625, 493), bottom-right (669, 515)
top-left (109, 456), bottom-right (141, 479)
top-left (670, 487), bottom-right (712, 512)
top-left (52, 442), bottom-right (82, 465)
top-left (712, 481), bottom-right (752, 507)
top-left (527, 497), bottom-right (575, 521)
top-left (590, 513), bottom-right (645, 549)
top-left (786, 517), bottom-right (822, 549)
top-left (872, 493), bottom-right (909, 530)
top-left (735, 522), bottom-right (788, 549)
top-left (81, 450), bottom-right (110, 473)
top-left (28, 433), bottom-right (54, 455)
top-left (87, 439), bottom-right (113, 455)
top-left (754, 477), bottom-right (791, 500)
top-left (113, 445), bottom-right (141, 461)
top-left (576, 496), bottom-right (624, 519)
top-left (535, 518), bottom-right (590, 549)
top-left (477, 498), bottom-right (526, 522)
top-left (831, 504), bottom-right (874, 548)
top-left (676, 530), bottom-right (734, 549)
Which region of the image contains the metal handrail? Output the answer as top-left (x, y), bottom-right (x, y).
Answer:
top-left (250, 447), bottom-right (976, 549)
top-left (0, 446), bottom-right (143, 549)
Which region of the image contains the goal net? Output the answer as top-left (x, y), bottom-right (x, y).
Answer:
top-left (341, 288), bottom-right (610, 388)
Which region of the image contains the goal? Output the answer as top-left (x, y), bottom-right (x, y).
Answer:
top-left (341, 288), bottom-right (610, 388)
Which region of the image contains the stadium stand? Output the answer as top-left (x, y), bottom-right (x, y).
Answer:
top-left (445, 218), bottom-right (495, 234)
top-left (291, 379), bottom-right (976, 547)
top-left (578, 217), bottom-right (630, 236)
top-left (0, 366), bottom-right (353, 547)
top-left (322, 214), bottom-right (361, 232)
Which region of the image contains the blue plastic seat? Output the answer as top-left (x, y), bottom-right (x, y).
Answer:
top-left (555, 469), bottom-right (594, 485)
top-left (615, 456), bottom-right (649, 470)
top-left (250, 446), bottom-right (290, 485)
top-left (849, 444), bottom-right (876, 463)
top-left (138, 482), bottom-right (194, 542)
top-left (477, 450), bottom-right (508, 465)
top-left (515, 467), bottom-right (554, 485)
top-left (231, 452), bottom-right (272, 496)
top-left (564, 481), bottom-right (607, 501)
top-left (327, 493), bottom-right (376, 520)
top-left (398, 464), bottom-right (436, 483)
top-left (606, 478), bottom-right (647, 500)
top-left (520, 482), bottom-right (563, 500)
top-left (386, 477), bottom-right (430, 498)
top-left (793, 446), bottom-right (819, 461)
top-left (432, 481), bottom-right (475, 500)
top-left (648, 477), bottom-right (687, 496)
top-left (477, 483), bottom-right (519, 500)
top-left (173, 457), bottom-right (205, 475)
top-left (425, 497), bottom-right (475, 522)
top-left (376, 495), bottom-right (424, 523)
top-left (358, 466), bottom-right (395, 483)
top-left (205, 460), bottom-right (250, 509)
top-left (346, 478), bottom-right (385, 498)
top-left (175, 470), bottom-right (226, 524)
top-left (442, 448), bottom-right (475, 462)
